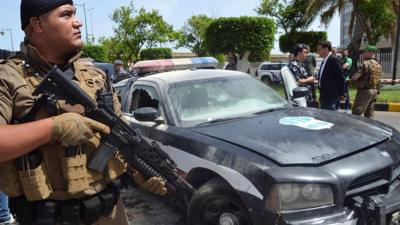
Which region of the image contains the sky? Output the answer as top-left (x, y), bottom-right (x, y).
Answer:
top-left (0, 0), bottom-right (340, 54)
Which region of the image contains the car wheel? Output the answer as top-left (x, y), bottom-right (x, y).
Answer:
top-left (187, 178), bottom-right (252, 225)
top-left (261, 76), bottom-right (272, 84)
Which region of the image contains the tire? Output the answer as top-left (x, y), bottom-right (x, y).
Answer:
top-left (261, 75), bottom-right (272, 85)
top-left (187, 178), bottom-right (252, 225)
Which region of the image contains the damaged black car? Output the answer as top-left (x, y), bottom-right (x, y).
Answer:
top-left (114, 68), bottom-right (400, 225)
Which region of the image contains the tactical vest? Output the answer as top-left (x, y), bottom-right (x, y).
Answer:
top-left (0, 58), bottom-right (127, 201)
top-left (356, 59), bottom-right (382, 90)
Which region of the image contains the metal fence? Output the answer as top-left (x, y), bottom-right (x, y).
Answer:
top-left (375, 51), bottom-right (400, 79)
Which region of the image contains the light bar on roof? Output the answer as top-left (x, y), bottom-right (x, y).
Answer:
top-left (132, 59), bottom-right (173, 74)
top-left (132, 57), bottom-right (219, 74)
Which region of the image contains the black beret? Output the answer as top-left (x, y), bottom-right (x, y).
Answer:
top-left (21, 0), bottom-right (74, 30)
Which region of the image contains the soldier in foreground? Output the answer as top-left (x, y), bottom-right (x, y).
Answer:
top-left (0, 0), bottom-right (166, 224)
top-left (351, 45), bottom-right (382, 118)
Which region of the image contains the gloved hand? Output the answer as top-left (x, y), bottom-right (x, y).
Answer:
top-left (51, 112), bottom-right (110, 147)
top-left (129, 167), bottom-right (167, 196)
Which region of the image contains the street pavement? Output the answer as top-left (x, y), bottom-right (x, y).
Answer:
top-left (122, 187), bottom-right (186, 225)
top-left (374, 111), bottom-right (400, 131)
top-left (121, 110), bottom-right (400, 225)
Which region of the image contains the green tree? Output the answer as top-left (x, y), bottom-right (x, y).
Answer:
top-left (358, 0), bottom-right (397, 45)
top-left (140, 48), bottom-right (172, 60)
top-left (205, 17), bottom-right (275, 72)
top-left (82, 45), bottom-right (108, 62)
top-left (100, 2), bottom-right (175, 64)
top-left (176, 15), bottom-right (214, 56)
top-left (279, 31), bottom-right (327, 53)
top-left (256, 0), bottom-right (314, 34)
top-left (98, 36), bottom-right (126, 64)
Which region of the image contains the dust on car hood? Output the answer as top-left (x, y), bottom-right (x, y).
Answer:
top-left (191, 108), bottom-right (392, 165)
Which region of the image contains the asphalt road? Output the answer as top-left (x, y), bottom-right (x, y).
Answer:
top-left (122, 110), bottom-right (400, 225)
top-left (121, 187), bottom-right (186, 225)
top-left (374, 111), bottom-right (400, 131)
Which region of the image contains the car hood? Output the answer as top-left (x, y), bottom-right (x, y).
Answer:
top-left (190, 107), bottom-right (392, 165)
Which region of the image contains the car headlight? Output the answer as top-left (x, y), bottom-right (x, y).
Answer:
top-left (266, 183), bottom-right (334, 211)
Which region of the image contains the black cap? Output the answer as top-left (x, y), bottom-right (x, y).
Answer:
top-left (114, 60), bottom-right (124, 65)
top-left (21, 0), bottom-right (74, 30)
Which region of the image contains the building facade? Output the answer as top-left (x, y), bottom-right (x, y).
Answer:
top-left (339, 1), bottom-right (398, 79)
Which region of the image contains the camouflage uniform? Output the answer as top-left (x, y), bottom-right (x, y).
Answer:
top-left (352, 58), bottom-right (382, 118)
top-left (288, 60), bottom-right (317, 104)
top-left (0, 43), bottom-right (129, 225)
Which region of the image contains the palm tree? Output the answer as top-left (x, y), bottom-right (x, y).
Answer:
top-left (304, 0), bottom-right (398, 74)
top-left (304, 0), bottom-right (364, 67)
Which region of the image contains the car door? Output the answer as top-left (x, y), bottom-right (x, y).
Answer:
top-left (280, 66), bottom-right (307, 107)
top-left (123, 83), bottom-right (167, 128)
top-left (122, 82), bottom-right (204, 177)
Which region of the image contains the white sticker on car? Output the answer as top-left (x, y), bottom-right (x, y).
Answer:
top-left (279, 116), bottom-right (334, 130)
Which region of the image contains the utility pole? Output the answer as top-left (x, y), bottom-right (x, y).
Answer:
top-left (0, 28), bottom-right (14, 51)
top-left (75, 2), bottom-right (89, 44)
top-left (392, 3), bottom-right (400, 84)
top-left (88, 8), bottom-right (95, 44)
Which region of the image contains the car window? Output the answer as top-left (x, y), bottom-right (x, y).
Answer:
top-left (114, 84), bottom-right (130, 104)
top-left (260, 64), bottom-right (270, 70)
top-left (260, 64), bottom-right (281, 71)
top-left (167, 75), bottom-right (290, 127)
top-left (130, 86), bottom-right (160, 113)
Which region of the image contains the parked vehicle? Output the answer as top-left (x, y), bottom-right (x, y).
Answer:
top-left (94, 62), bottom-right (114, 78)
top-left (254, 62), bottom-right (287, 84)
top-left (114, 59), bottom-right (400, 225)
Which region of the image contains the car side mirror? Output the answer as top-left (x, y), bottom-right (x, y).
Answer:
top-left (134, 107), bottom-right (158, 122)
top-left (292, 87), bottom-right (309, 99)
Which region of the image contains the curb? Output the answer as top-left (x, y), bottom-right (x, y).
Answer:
top-left (339, 102), bottom-right (400, 112)
top-left (376, 102), bottom-right (400, 112)
top-left (381, 79), bottom-right (400, 84)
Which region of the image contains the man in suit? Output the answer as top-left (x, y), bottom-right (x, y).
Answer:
top-left (317, 41), bottom-right (345, 110)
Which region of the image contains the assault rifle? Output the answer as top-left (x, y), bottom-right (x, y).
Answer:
top-left (32, 66), bottom-right (194, 206)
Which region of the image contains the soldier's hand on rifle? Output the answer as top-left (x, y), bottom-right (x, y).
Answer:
top-left (51, 112), bottom-right (110, 147)
top-left (129, 166), bottom-right (167, 196)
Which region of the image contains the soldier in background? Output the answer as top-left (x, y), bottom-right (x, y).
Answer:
top-left (351, 45), bottom-right (382, 118)
top-left (112, 59), bottom-right (131, 83)
top-left (340, 49), bottom-right (352, 113)
top-left (303, 45), bottom-right (317, 77)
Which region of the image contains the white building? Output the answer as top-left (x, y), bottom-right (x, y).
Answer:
top-left (339, 0), bottom-right (393, 51)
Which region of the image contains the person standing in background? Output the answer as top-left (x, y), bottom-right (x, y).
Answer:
top-left (351, 45), bottom-right (382, 118)
top-left (0, 192), bottom-right (16, 225)
top-left (302, 45), bottom-right (317, 105)
top-left (339, 49), bottom-right (352, 112)
top-left (317, 41), bottom-right (345, 110)
top-left (303, 45), bottom-right (317, 77)
top-left (288, 44), bottom-right (317, 106)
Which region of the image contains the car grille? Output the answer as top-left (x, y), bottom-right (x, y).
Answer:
top-left (392, 160), bottom-right (400, 181)
top-left (346, 168), bottom-right (391, 196)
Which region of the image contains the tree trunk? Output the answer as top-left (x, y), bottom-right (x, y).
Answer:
top-left (236, 51), bottom-right (252, 74)
top-left (347, 12), bottom-right (364, 74)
